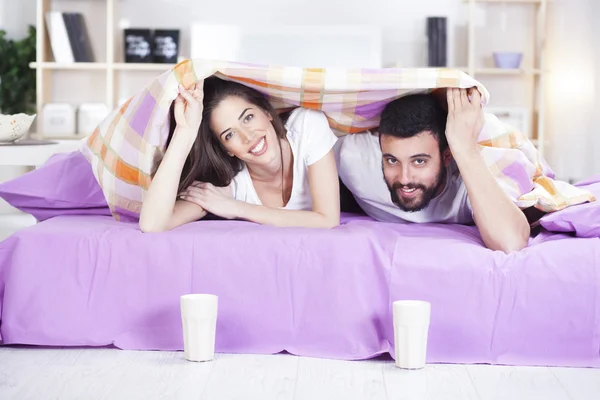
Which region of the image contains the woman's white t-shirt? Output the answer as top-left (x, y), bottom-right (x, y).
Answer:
top-left (229, 108), bottom-right (338, 210)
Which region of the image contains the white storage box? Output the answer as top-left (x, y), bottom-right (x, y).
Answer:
top-left (77, 103), bottom-right (109, 135)
top-left (485, 107), bottom-right (531, 137)
top-left (42, 103), bottom-right (76, 137)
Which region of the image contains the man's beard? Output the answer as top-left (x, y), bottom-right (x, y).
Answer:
top-left (386, 162), bottom-right (446, 212)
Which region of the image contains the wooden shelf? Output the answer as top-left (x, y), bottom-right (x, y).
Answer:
top-left (478, 68), bottom-right (542, 75)
top-left (33, 0), bottom-right (182, 139)
top-left (112, 63), bottom-right (177, 71)
top-left (29, 133), bottom-right (88, 141)
top-left (457, 67), bottom-right (543, 75)
top-left (465, 0), bottom-right (548, 156)
top-left (463, 0), bottom-right (542, 4)
top-left (30, 62), bottom-right (177, 72)
top-left (0, 139), bottom-right (83, 167)
top-left (30, 62), bottom-right (108, 70)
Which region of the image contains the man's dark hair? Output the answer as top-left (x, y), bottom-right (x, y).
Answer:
top-left (378, 93), bottom-right (448, 151)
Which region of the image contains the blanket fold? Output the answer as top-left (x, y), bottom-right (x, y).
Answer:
top-left (80, 58), bottom-right (595, 221)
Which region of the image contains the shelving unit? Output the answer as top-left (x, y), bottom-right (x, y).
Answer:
top-left (30, 0), bottom-right (549, 154)
top-left (30, 0), bottom-right (177, 140)
top-left (30, 62), bottom-right (176, 71)
top-left (464, 0), bottom-right (548, 156)
top-left (460, 68), bottom-right (542, 76)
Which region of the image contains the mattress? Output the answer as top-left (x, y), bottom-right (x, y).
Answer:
top-left (1, 208), bottom-right (599, 368)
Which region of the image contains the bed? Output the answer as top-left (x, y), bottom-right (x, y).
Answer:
top-left (1, 154), bottom-right (599, 368)
top-left (2, 17), bottom-right (598, 368)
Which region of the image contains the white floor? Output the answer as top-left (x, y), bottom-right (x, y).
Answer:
top-left (1, 347), bottom-right (599, 400)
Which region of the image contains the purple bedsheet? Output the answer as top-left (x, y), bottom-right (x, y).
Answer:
top-left (1, 206), bottom-right (599, 367)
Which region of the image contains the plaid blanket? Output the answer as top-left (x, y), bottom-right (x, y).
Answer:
top-left (80, 59), bottom-right (595, 222)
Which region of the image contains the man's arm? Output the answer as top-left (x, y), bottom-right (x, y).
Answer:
top-left (454, 148), bottom-right (530, 253)
top-left (446, 88), bottom-right (530, 253)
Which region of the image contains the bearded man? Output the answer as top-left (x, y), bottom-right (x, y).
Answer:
top-left (336, 89), bottom-right (530, 253)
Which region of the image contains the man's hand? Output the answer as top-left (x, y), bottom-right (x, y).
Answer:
top-left (445, 88), bottom-right (484, 156)
top-left (444, 88), bottom-right (530, 253)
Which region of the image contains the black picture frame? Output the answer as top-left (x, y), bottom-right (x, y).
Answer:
top-left (124, 28), bottom-right (153, 63)
top-left (153, 29), bottom-right (180, 64)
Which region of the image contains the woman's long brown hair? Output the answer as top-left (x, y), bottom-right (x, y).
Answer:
top-left (166, 76), bottom-right (289, 192)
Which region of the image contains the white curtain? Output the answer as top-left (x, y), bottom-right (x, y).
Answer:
top-left (546, 0), bottom-right (599, 182)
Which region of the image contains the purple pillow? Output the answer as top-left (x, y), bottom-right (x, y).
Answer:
top-left (539, 176), bottom-right (600, 238)
top-left (0, 151), bottom-right (111, 221)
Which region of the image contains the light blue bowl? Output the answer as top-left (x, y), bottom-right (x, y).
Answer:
top-left (493, 52), bottom-right (523, 69)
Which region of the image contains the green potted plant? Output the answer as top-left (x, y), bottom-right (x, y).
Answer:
top-left (0, 25), bottom-right (37, 115)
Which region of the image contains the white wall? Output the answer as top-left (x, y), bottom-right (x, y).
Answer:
top-left (0, 0), bottom-right (36, 38)
top-left (545, 0), bottom-right (599, 181)
top-left (594, 0), bottom-right (600, 177)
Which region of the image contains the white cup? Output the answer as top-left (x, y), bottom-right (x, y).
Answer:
top-left (180, 294), bottom-right (218, 362)
top-left (392, 300), bottom-right (431, 369)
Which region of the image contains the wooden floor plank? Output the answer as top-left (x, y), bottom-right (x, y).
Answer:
top-left (200, 353), bottom-right (298, 400)
top-left (466, 365), bottom-right (572, 400)
top-left (383, 363), bottom-right (481, 400)
top-left (294, 356), bottom-right (387, 400)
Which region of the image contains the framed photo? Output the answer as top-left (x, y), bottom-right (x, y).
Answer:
top-left (124, 28), bottom-right (153, 63)
top-left (153, 29), bottom-right (180, 64)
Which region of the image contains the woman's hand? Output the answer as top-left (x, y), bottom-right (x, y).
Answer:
top-left (173, 80), bottom-right (204, 142)
top-left (179, 181), bottom-right (240, 220)
top-left (138, 81), bottom-right (206, 233)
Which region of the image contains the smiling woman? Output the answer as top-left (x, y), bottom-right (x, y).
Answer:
top-left (138, 76), bottom-right (341, 232)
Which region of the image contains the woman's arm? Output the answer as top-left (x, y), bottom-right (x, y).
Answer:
top-left (139, 134), bottom-right (207, 232)
top-left (180, 149), bottom-right (341, 228)
top-left (139, 83), bottom-right (206, 233)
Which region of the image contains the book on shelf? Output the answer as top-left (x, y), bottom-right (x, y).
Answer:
top-left (426, 17), bottom-right (447, 67)
top-left (45, 11), bottom-right (95, 63)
